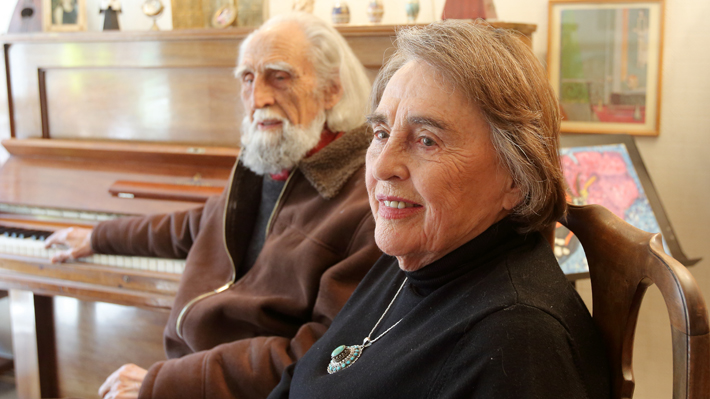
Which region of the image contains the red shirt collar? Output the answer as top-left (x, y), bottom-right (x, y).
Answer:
top-left (269, 128), bottom-right (345, 181)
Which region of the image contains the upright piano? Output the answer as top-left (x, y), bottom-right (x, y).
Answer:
top-left (0, 23), bottom-right (536, 399)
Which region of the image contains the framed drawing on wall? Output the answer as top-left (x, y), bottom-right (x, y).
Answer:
top-left (555, 134), bottom-right (699, 279)
top-left (43, 0), bottom-right (87, 31)
top-left (548, 0), bottom-right (665, 136)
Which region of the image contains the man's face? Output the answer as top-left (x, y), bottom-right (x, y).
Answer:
top-left (235, 22), bottom-right (342, 175)
top-left (237, 22), bottom-right (336, 130)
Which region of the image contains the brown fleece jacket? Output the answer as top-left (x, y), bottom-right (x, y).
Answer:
top-left (91, 124), bottom-right (382, 399)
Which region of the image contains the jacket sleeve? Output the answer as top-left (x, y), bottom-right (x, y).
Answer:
top-left (91, 195), bottom-right (223, 259)
top-left (138, 213), bottom-right (381, 399)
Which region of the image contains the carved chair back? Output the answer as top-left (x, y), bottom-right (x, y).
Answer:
top-left (561, 204), bottom-right (710, 399)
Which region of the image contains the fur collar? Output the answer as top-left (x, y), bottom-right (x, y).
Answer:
top-left (298, 124), bottom-right (372, 199)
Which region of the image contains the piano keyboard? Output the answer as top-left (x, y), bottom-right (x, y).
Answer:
top-left (0, 226), bottom-right (186, 274)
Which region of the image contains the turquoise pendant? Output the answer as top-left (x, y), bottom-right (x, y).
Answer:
top-left (327, 344), bottom-right (363, 374)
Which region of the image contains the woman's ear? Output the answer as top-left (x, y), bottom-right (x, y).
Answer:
top-left (501, 177), bottom-right (522, 212)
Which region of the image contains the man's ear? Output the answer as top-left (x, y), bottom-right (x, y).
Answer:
top-left (323, 77), bottom-right (343, 110)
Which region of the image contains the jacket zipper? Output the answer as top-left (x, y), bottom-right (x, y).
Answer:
top-left (265, 170), bottom-right (296, 239)
top-left (175, 167), bottom-right (296, 340)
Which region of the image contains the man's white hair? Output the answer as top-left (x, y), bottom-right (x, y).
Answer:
top-left (238, 12), bottom-right (371, 132)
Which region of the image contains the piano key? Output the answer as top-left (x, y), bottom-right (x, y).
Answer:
top-left (140, 257), bottom-right (149, 271)
top-left (107, 255), bottom-right (118, 267)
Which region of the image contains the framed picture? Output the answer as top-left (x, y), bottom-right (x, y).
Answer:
top-left (43, 0), bottom-right (87, 32)
top-left (555, 134), bottom-right (699, 279)
top-left (212, 4), bottom-right (237, 28)
top-left (548, 0), bottom-right (665, 136)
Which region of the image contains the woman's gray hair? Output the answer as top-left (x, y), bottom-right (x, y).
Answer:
top-left (371, 20), bottom-right (566, 233)
top-left (239, 12), bottom-right (371, 132)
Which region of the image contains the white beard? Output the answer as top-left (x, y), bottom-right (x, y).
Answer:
top-left (239, 108), bottom-right (326, 175)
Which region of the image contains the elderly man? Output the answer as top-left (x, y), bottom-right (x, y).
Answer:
top-left (45, 12), bottom-right (381, 399)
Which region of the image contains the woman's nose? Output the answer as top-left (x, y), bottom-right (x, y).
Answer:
top-left (369, 140), bottom-right (410, 182)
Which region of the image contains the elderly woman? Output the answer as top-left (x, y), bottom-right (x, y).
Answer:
top-left (267, 21), bottom-right (610, 399)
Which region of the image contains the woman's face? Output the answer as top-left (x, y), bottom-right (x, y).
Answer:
top-left (366, 61), bottom-right (521, 271)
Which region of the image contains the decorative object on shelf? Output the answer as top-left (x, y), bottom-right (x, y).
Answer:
top-left (292, 0), bottom-right (314, 13)
top-left (43, 0), bottom-right (87, 31)
top-left (170, 0), bottom-right (204, 29)
top-left (8, 0), bottom-right (43, 33)
top-left (331, 1), bottom-right (350, 24)
top-left (142, 0), bottom-right (164, 30)
top-left (212, 3), bottom-right (237, 28)
top-left (99, 0), bottom-right (121, 30)
top-left (405, 0), bottom-right (419, 23)
top-left (237, 0), bottom-right (266, 27)
top-left (366, 0), bottom-right (384, 23)
top-left (548, 0), bottom-right (665, 136)
top-left (441, 0), bottom-right (497, 20)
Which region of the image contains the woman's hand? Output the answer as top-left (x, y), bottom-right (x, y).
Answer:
top-left (98, 363), bottom-right (147, 399)
top-left (43, 227), bottom-right (94, 263)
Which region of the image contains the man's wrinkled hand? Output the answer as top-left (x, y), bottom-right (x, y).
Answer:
top-left (99, 363), bottom-right (147, 399)
top-left (43, 227), bottom-right (94, 263)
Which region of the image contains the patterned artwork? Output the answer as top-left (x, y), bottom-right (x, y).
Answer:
top-left (548, 1), bottom-right (664, 135)
top-left (555, 143), bottom-right (665, 274)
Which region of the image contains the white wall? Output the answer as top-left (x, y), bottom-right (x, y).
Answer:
top-left (0, 0), bottom-right (172, 33)
top-left (1, 2), bottom-right (709, 398)
top-left (82, 0), bottom-right (174, 31)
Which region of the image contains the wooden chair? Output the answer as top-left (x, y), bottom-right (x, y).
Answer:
top-left (561, 204), bottom-right (710, 399)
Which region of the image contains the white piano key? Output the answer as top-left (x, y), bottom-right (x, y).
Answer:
top-left (107, 255), bottom-right (118, 266)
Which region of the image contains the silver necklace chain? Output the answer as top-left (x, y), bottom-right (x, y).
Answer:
top-left (362, 277), bottom-right (407, 348)
top-left (327, 276), bottom-right (408, 374)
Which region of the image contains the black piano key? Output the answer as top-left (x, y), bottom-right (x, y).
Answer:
top-left (0, 226), bottom-right (54, 240)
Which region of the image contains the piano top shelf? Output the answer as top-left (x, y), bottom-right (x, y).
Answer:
top-left (2, 138), bottom-right (239, 168)
top-left (0, 22), bottom-right (537, 44)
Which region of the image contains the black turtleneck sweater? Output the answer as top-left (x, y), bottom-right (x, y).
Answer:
top-left (267, 220), bottom-right (611, 399)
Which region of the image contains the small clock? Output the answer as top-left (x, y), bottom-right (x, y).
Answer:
top-left (142, 0), bottom-right (164, 30)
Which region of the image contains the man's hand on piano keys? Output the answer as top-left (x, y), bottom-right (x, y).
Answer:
top-left (99, 363), bottom-right (147, 399)
top-left (44, 227), bottom-right (95, 263)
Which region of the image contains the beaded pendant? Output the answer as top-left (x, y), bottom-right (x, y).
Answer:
top-left (327, 344), bottom-right (363, 374)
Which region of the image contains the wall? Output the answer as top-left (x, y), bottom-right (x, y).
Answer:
top-left (1, 1), bottom-right (709, 398)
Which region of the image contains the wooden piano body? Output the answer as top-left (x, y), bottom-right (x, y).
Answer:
top-left (0, 23), bottom-right (536, 399)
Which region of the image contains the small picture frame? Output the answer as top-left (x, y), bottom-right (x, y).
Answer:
top-left (547, 0), bottom-right (665, 136)
top-left (212, 5), bottom-right (237, 28)
top-left (43, 0), bottom-right (87, 32)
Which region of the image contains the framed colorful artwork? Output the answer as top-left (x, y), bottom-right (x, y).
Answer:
top-left (548, 0), bottom-right (665, 136)
top-left (43, 0), bottom-right (87, 32)
top-left (556, 134), bottom-right (699, 278)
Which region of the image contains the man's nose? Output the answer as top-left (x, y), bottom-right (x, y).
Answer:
top-left (251, 77), bottom-right (275, 109)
